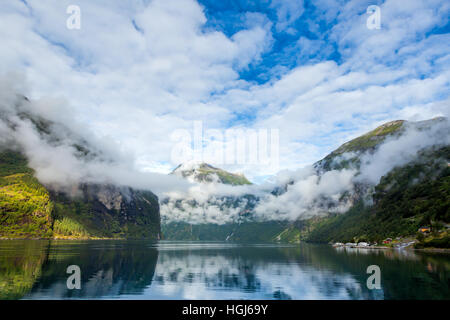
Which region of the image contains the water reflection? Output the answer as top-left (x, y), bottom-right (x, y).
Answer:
top-left (0, 240), bottom-right (448, 299)
top-left (149, 244), bottom-right (367, 299)
top-left (0, 240), bottom-right (48, 299)
top-left (26, 241), bottom-right (159, 299)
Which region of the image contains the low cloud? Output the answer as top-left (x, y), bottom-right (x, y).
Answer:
top-left (0, 75), bottom-right (191, 196)
top-left (161, 117), bottom-right (449, 223)
top-left (356, 119), bottom-right (450, 184)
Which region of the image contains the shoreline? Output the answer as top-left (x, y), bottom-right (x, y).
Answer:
top-left (413, 247), bottom-right (450, 253)
top-left (1, 238), bottom-right (449, 252)
top-left (0, 237), bottom-right (155, 241)
top-left (333, 245), bottom-right (390, 250)
top-left (332, 244), bottom-right (450, 253)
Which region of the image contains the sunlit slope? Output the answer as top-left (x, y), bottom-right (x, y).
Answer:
top-left (0, 149), bottom-right (161, 239)
top-left (0, 151), bottom-right (53, 238)
top-left (277, 118), bottom-right (450, 245)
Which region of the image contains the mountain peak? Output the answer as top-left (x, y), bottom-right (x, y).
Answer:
top-left (172, 162), bottom-right (217, 173)
top-left (331, 119), bottom-right (405, 157)
top-left (315, 117), bottom-right (448, 173)
top-left (172, 162), bottom-right (251, 185)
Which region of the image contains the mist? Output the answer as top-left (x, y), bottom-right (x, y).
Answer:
top-left (0, 74), bottom-right (192, 196)
top-left (161, 117), bottom-right (449, 224)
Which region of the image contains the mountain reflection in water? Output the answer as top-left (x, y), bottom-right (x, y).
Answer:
top-left (0, 240), bottom-right (448, 299)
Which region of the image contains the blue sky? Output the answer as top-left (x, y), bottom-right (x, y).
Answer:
top-left (199, 0), bottom-right (344, 83)
top-left (0, 0), bottom-right (449, 183)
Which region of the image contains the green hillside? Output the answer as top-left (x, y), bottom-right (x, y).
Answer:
top-left (0, 151), bottom-right (53, 238)
top-left (330, 120), bottom-right (405, 156)
top-left (278, 146), bottom-right (450, 246)
top-left (0, 150), bottom-right (161, 240)
top-left (0, 240), bottom-right (48, 299)
top-left (316, 120), bottom-right (405, 171)
top-left (162, 221), bottom-right (288, 242)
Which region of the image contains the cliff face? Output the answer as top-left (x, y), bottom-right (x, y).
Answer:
top-left (0, 150), bottom-right (161, 239)
top-left (51, 184), bottom-right (161, 239)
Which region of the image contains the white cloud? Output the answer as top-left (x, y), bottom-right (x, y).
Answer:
top-left (0, 0), bottom-right (276, 178)
top-left (270, 0), bottom-right (305, 33)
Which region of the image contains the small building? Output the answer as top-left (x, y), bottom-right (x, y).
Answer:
top-left (358, 242), bottom-right (369, 247)
top-left (418, 227), bottom-right (431, 233)
top-left (382, 238), bottom-right (392, 244)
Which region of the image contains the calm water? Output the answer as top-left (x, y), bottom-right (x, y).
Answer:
top-left (0, 240), bottom-right (449, 300)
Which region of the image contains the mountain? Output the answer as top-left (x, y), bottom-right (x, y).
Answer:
top-left (314, 119), bottom-right (405, 173)
top-left (315, 117), bottom-right (447, 173)
top-left (269, 120), bottom-right (413, 207)
top-left (0, 149), bottom-right (161, 240)
top-left (161, 221), bottom-right (288, 242)
top-left (0, 96), bottom-right (161, 240)
top-left (162, 162), bottom-right (264, 240)
top-left (171, 162), bottom-right (251, 185)
top-left (300, 146), bottom-right (449, 243)
top-left (163, 118), bottom-right (449, 247)
top-left (275, 118), bottom-right (450, 246)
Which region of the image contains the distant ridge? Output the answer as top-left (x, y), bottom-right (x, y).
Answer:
top-left (172, 162), bottom-right (252, 185)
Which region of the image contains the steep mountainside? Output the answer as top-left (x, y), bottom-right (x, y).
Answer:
top-left (303, 146), bottom-right (449, 244)
top-left (0, 95), bottom-right (161, 239)
top-left (314, 120), bottom-right (405, 172)
top-left (0, 151), bottom-right (53, 238)
top-left (162, 221), bottom-right (288, 242)
top-left (276, 119), bottom-right (450, 246)
top-left (315, 117), bottom-right (446, 172)
top-left (0, 150), bottom-right (161, 239)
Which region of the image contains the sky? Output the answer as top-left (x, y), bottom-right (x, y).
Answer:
top-left (1, 0), bottom-right (449, 183)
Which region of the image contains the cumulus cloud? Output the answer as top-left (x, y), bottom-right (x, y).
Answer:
top-left (270, 0), bottom-right (305, 33)
top-left (0, 0), bottom-right (273, 180)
